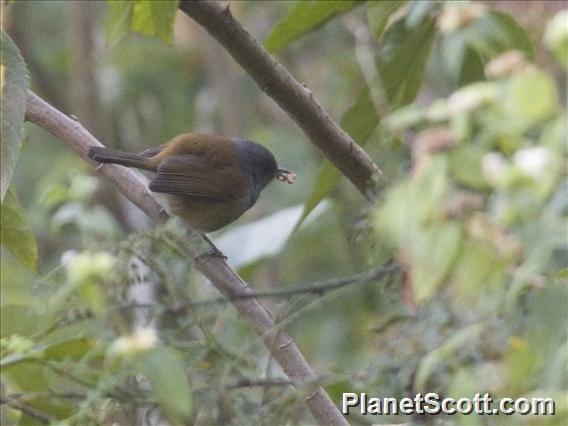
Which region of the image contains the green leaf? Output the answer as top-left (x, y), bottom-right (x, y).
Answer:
top-left (2, 360), bottom-right (74, 421)
top-left (502, 70), bottom-right (557, 127)
top-left (412, 223), bottom-right (462, 303)
top-left (378, 14), bottom-right (437, 108)
top-left (450, 240), bottom-right (506, 299)
top-left (265, 0), bottom-right (358, 53)
top-left (106, 0), bottom-right (180, 44)
top-left (440, 11), bottom-right (534, 89)
top-left (438, 33), bottom-right (467, 86)
top-left (136, 347), bottom-right (192, 420)
top-left (412, 155), bottom-right (450, 223)
top-left (131, 0), bottom-right (180, 44)
top-left (2, 360), bottom-right (50, 391)
top-left (449, 144), bottom-right (487, 190)
top-left (377, 156), bottom-right (456, 287)
top-left (414, 323), bottom-right (483, 392)
top-left (293, 162), bottom-right (340, 232)
top-left (466, 11), bottom-right (535, 61)
top-left (43, 338), bottom-right (95, 361)
top-left (293, 89), bottom-right (378, 230)
top-left (1, 188), bottom-right (37, 270)
top-left (340, 88), bottom-right (380, 143)
top-left (441, 32), bottom-right (485, 88)
top-left (375, 156), bottom-right (451, 249)
top-left (366, 0), bottom-right (407, 41)
top-left (1, 31), bottom-right (29, 201)
top-left (41, 318), bottom-right (105, 347)
top-left (458, 45), bottom-right (485, 86)
top-left (384, 103), bottom-right (426, 131)
top-left (404, 0), bottom-right (437, 28)
top-left (0, 305), bottom-right (42, 338)
top-left (375, 180), bottom-right (416, 246)
top-left (526, 283), bottom-right (567, 358)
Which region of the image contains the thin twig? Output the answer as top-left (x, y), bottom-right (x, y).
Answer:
top-left (179, 0), bottom-right (385, 197)
top-left (226, 378), bottom-right (294, 390)
top-left (2, 391), bottom-right (86, 403)
top-left (0, 395), bottom-right (52, 424)
top-left (228, 262), bottom-right (398, 299)
top-left (119, 261), bottom-right (399, 310)
top-left (38, 360), bottom-right (141, 402)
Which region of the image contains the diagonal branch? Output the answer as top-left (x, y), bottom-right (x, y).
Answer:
top-left (24, 91), bottom-right (348, 426)
top-left (179, 0), bottom-right (385, 196)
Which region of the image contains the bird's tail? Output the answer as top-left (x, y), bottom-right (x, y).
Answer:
top-left (87, 147), bottom-right (154, 171)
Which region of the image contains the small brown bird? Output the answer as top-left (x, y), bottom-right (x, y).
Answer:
top-left (88, 133), bottom-right (296, 233)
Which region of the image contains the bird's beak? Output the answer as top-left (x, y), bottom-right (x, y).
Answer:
top-left (276, 168), bottom-right (297, 184)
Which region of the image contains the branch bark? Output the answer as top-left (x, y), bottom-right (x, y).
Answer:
top-left (24, 91), bottom-right (348, 426)
top-left (179, 0), bottom-right (385, 196)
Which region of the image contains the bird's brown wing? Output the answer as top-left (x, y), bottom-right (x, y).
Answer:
top-left (139, 144), bottom-right (167, 158)
top-left (149, 154), bottom-right (244, 202)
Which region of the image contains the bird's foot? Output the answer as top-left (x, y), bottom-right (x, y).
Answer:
top-left (158, 207), bottom-right (169, 221)
top-left (196, 234), bottom-right (227, 263)
top-left (195, 247), bottom-right (227, 263)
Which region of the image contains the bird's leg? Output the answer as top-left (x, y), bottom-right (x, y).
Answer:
top-left (158, 207), bottom-right (169, 221)
top-left (195, 234), bottom-right (227, 263)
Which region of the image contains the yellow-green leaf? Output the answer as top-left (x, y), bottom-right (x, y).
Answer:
top-left (131, 0), bottom-right (180, 44)
top-left (502, 70), bottom-right (557, 127)
top-left (106, 0), bottom-right (180, 45)
top-left (136, 346), bottom-right (192, 420)
top-left (43, 338), bottom-right (95, 361)
top-left (412, 223), bottom-right (462, 303)
top-left (1, 188), bottom-right (37, 270)
top-left (106, 0), bottom-right (134, 44)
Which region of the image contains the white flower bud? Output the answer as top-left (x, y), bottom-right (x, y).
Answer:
top-left (110, 327), bottom-right (158, 356)
top-left (544, 10), bottom-right (568, 67)
top-left (66, 251), bottom-right (115, 287)
top-left (513, 147), bottom-right (552, 180)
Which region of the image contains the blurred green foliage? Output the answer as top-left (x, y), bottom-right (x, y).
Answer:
top-left (264, 0), bottom-right (359, 53)
top-left (376, 62), bottom-right (566, 420)
top-left (107, 0), bottom-right (180, 44)
top-left (1, 1), bottom-right (566, 425)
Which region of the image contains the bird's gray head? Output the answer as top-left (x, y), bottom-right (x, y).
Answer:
top-left (232, 139), bottom-right (278, 203)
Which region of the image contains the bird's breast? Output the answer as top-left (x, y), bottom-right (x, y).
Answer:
top-left (164, 195), bottom-right (251, 233)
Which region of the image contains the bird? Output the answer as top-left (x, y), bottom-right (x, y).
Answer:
top-left (87, 133), bottom-right (296, 233)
